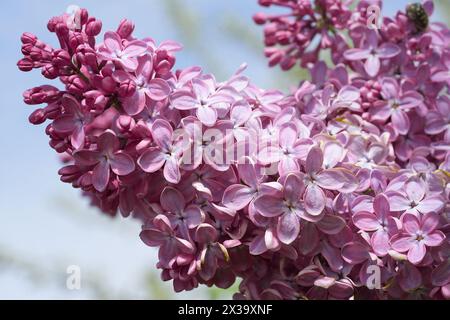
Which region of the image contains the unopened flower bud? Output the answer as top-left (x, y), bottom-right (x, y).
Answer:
top-left (67, 75), bottom-right (89, 94)
top-left (47, 17), bottom-right (59, 32)
top-left (253, 13), bottom-right (267, 25)
top-left (116, 115), bottom-right (136, 133)
top-left (53, 49), bottom-right (72, 67)
top-left (55, 22), bottom-right (70, 37)
top-left (280, 56), bottom-right (296, 71)
top-left (21, 32), bottom-right (37, 45)
top-left (117, 19), bottom-right (135, 38)
top-left (118, 79), bottom-right (137, 97)
top-left (42, 64), bottom-right (59, 79)
top-left (69, 33), bottom-right (85, 50)
top-left (86, 18), bottom-right (102, 36)
top-left (29, 108), bottom-right (47, 124)
top-left (17, 58), bottom-right (34, 71)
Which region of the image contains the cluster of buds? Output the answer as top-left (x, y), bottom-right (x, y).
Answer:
top-left (18, 0), bottom-right (449, 300)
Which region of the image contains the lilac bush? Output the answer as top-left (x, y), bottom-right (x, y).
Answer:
top-left (18, 0), bottom-right (449, 299)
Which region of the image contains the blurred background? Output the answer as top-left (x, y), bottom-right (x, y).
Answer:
top-left (0, 0), bottom-right (448, 299)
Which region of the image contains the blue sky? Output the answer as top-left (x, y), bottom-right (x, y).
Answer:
top-left (0, 0), bottom-right (443, 298)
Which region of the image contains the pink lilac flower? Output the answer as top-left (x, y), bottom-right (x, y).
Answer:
top-left (222, 158), bottom-right (263, 211)
top-left (98, 31), bottom-right (148, 71)
top-left (253, 173), bottom-right (307, 244)
top-left (370, 77), bottom-right (423, 135)
top-left (179, 116), bottom-right (233, 172)
top-left (302, 146), bottom-right (357, 216)
top-left (140, 214), bottom-right (195, 268)
top-left (74, 130), bottom-right (135, 192)
top-left (158, 187), bottom-right (204, 238)
top-left (390, 213), bottom-right (445, 264)
top-left (387, 179), bottom-right (445, 215)
top-left (195, 223), bottom-right (229, 281)
top-left (171, 76), bottom-right (236, 126)
top-left (431, 52), bottom-right (450, 86)
top-left (52, 94), bottom-right (91, 149)
top-left (344, 30), bottom-right (401, 77)
top-left (257, 122), bottom-right (311, 176)
top-left (425, 96), bottom-right (450, 141)
top-left (112, 55), bottom-right (171, 115)
top-left (305, 84), bottom-right (361, 119)
top-left (137, 119), bottom-right (184, 184)
top-left (352, 194), bottom-right (399, 256)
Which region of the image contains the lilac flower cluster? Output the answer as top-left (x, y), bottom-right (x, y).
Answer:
top-left (18, 0), bottom-right (449, 300)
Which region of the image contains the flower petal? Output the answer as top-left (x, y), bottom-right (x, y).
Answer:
top-left (279, 123), bottom-right (297, 148)
top-left (163, 156), bottom-right (181, 184)
top-left (277, 212), bottom-right (300, 245)
top-left (196, 105), bottom-right (218, 127)
top-left (322, 141), bottom-right (344, 169)
top-left (148, 78), bottom-right (171, 101)
top-left (160, 187), bottom-right (185, 213)
top-left (253, 194), bottom-right (284, 218)
top-left (315, 169), bottom-right (345, 190)
top-left (407, 242), bottom-right (426, 265)
top-left (388, 192), bottom-right (410, 211)
top-left (122, 40), bottom-right (147, 58)
top-left (110, 152), bottom-right (135, 175)
top-left (184, 205), bottom-right (203, 229)
top-left (365, 54), bottom-right (380, 77)
top-left (278, 157), bottom-right (300, 176)
top-left (376, 43), bottom-right (400, 58)
top-left (371, 230), bottom-right (390, 256)
top-left (297, 223), bottom-right (319, 255)
top-left (316, 214), bottom-right (346, 235)
top-left (74, 150), bottom-right (101, 166)
top-left (305, 146), bottom-right (323, 174)
top-left (92, 159), bottom-right (110, 192)
top-left (122, 91), bottom-right (146, 116)
top-left (195, 223), bottom-right (218, 244)
top-left (140, 229), bottom-right (165, 247)
top-left (342, 242), bottom-right (368, 264)
top-left (284, 173), bottom-right (305, 203)
top-left (373, 193), bottom-right (390, 219)
top-left (304, 184), bottom-right (325, 216)
top-left (104, 31), bottom-right (122, 52)
top-left (352, 211), bottom-right (380, 231)
top-left (402, 213), bottom-right (421, 235)
top-left (390, 233), bottom-right (413, 252)
top-left (424, 231), bottom-right (445, 247)
top-left (417, 196), bottom-right (445, 214)
top-left (344, 48), bottom-right (371, 61)
top-left (151, 119), bottom-right (173, 150)
top-left (137, 148), bottom-right (165, 173)
top-left (249, 234), bottom-right (268, 255)
top-left (222, 184), bottom-right (254, 210)
top-left (170, 91), bottom-right (198, 110)
top-left (392, 109), bottom-right (410, 135)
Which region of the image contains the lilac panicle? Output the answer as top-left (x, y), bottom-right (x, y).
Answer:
top-left (18, 0), bottom-right (449, 300)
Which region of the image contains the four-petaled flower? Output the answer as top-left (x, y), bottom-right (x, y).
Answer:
top-left (352, 194), bottom-right (398, 256)
top-left (254, 173), bottom-right (313, 245)
top-left (158, 186), bottom-right (204, 239)
top-left (390, 213), bottom-right (445, 265)
top-left (302, 146), bottom-right (358, 216)
top-left (112, 55), bottom-right (171, 115)
top-left (344, 30), bottom-right (401, 77)
top-left (140, 214), bottom-right (195, 268)
top-left (74, 130), bottom-right (135, 192)
top-left (171, 76), bottom-right (237, 126)
top-left (138, 119), bottom-right (184, 184)
top-left (387, 179), bottom-right (445, 215)
top-left (370, 78), bottom-right (423, 135)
